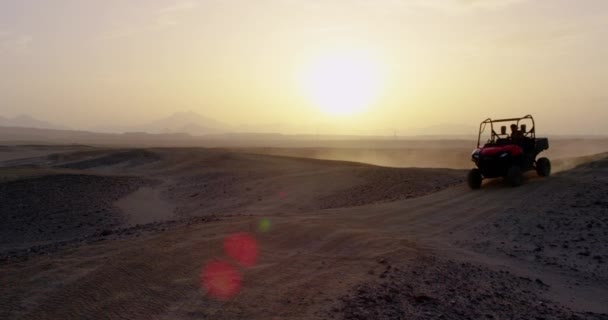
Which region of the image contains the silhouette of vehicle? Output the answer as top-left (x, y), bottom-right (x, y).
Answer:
top-left (468, 115), bottom-right (550, 189)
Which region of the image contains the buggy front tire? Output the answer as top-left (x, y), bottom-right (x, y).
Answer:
top-left (536, 157), bottom-right (551, 177)
top-left (467, 168), bottom-right (483, 190)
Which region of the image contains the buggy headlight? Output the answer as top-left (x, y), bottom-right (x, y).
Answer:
top-left (500, 152), bottom-right (509, 158)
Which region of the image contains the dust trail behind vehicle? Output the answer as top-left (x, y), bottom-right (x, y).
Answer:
top-left (237, 138), bottom-right (608, 170)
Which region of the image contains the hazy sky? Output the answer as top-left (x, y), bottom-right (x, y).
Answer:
top-left (0, 0), bottom-right (607, 135)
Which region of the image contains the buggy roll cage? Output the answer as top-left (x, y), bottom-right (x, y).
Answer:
top-left (477, 115), bottom-right (536, 148)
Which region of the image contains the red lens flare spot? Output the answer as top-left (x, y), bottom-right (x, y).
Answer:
top-left (201, 260), bottom-right (242, 300)
top-left (223, 233), bottom-right (258, 268)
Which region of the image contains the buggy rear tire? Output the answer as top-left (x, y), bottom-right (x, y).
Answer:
top-left (467, 169), bottom-right (482, 190)
top-left (506, 165), bottom-right (523, 187)
top-left (536, 157), bottom-right (551, 177)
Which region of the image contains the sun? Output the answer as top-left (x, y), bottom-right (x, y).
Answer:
top-left (299, 52), bottom-right (384, 116)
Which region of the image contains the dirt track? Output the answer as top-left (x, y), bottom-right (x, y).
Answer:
top-left (1, 147), bottom-right (607, 319)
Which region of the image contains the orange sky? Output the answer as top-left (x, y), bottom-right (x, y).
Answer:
top-left (0, 0), bottom-right (607, 135)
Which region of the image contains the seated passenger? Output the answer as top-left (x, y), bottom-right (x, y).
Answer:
top-left (510, 124), bottom-right (523, 144)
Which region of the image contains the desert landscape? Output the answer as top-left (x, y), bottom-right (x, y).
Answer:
top-left (1, 143), bottom-right (607, 319)
top-left (2, 1), bottom-right (608, 318)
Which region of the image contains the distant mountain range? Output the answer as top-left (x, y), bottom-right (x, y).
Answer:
top-left (0, 115), bottom-right (68, 130)
top-left (2, 111), bottom-right (310, 137)
top-left (5, 111), bottom-right (599, 138)
top-left (1, 111), bottom-right (481, 137)
top-left (1, 112), bottom-right (606, 149)
top-left (92, 111), bottom-right (233, 135)
top-left (96, 111), bottom-right (232, 135)
top-left (4, 112), bottom-right (308, 136)
top-left (128, 112), bottom-right (477, 136)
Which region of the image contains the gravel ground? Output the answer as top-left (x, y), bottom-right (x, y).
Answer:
top-left (0, 174), bottom-right (152, 252)
top-left (464, 159), bottom-right (608, 283)
top-left (329, 255), bottom-right (607, 320)
top-left (318, 167), bottom-right (465, 209)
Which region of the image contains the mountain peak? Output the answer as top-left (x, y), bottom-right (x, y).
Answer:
top-left (141, 110), bottom-right (231, 135)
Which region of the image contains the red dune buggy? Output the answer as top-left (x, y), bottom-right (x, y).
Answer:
top-left (468, 115), bottom-right (550, 189)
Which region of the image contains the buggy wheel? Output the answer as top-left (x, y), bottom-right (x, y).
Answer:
top-left (506, 165), bottom-right (523, 187)
top-left (536, 157), bottom-right (551, 177)
top-left (467, 168), bottom-right (483, 190)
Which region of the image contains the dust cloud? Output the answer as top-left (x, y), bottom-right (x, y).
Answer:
top-left (240, 138), bottom-right (608, 170)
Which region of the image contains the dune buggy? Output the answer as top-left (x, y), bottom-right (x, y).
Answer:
top-left (468, 115), bottom-right (551, 189)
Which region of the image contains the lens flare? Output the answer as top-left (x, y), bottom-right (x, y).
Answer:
top-left (258, 218), bottom-right (271, 233)
top-left (201, 260), bottom-right (242, 300)
top-left (223, 233), bottom-right (258, 267)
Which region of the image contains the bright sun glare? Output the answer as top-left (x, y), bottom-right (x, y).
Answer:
top-left (299, 52), bottom-right (384, 116)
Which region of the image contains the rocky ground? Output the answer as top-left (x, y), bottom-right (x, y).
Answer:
top-left (329, 256), bottom-right (607, 320)
top-left (0, 174), bottom-right (152, 251)
top-left (318, 167), bottom-right (465, 209)
top-left (461, 158), bottom-right (608, 283)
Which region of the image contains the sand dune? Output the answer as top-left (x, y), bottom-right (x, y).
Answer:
top-left (1, 145), bottom-right (607, 319)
